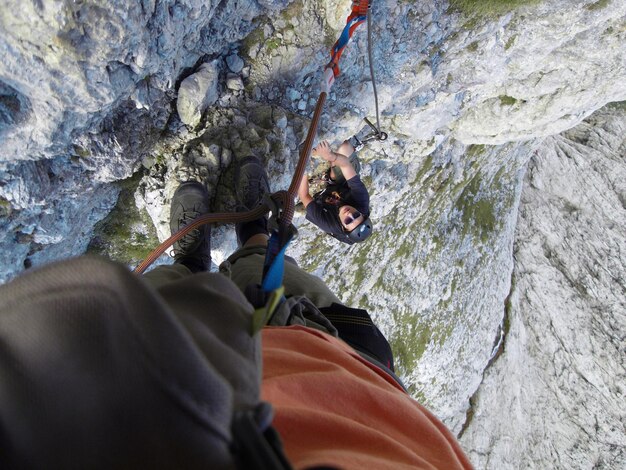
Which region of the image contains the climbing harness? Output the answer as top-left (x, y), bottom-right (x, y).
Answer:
top-left (251, 192), bottom-right (296, 334)
top-left (134, 0), bottom-right (380, 328)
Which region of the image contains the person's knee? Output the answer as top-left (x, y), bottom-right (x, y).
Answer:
top-left (243, 233), bottom-right (269, 248)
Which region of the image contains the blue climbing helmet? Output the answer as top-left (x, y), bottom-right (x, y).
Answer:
top-left (347, 217), bottom-right (373, 243)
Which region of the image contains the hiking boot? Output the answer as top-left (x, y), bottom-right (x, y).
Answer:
top-left (170, 181), bottom-right (211, 272)
top-left (235, 156), bottom-right (271, 210)
top-left (234, 156), bottom-right (270, 246)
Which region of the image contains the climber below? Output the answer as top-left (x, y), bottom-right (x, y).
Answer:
top-left (298, 139), bottom-right (373, 244)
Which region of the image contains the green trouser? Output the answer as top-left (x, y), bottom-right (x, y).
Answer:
top-left (143, 245), bottom-right (342, 334)
top-left (143, 247), bottom-right (401, 384)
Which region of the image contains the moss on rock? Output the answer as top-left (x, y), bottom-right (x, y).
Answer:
top-left (87, 171), bottom-right (160, 266)
top-left (454, 173), bottom-right (497, 242)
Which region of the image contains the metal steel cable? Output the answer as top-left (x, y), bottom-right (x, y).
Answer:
top-left (366, 8), bottom-right (382, 134)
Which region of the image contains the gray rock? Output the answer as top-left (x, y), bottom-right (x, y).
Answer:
top-left (287, 87), bottom-right (301, 101)
top-left (0, 158), bottom-right (119, 282)
top-left (274, 18), bottom-right (287, 30)
top-left (142, 156), bottom-right (156, 169)
top-left (0, 0), bottom-right (264, 163)
top-left (177, 61), bottom-right (220, 128)
top-left (275, 115), bottom-right (288, 130)
top-left (226, 54), bottom-right (244, 73)
top-left (226, 74), bottom-right (245, 91)
top-left (248, 43), bottom-right (261, 60)
top-left (255, 0), bottom-right (291, 11)
top-left (283, 29), bottom-right (295, 43)
top-left (460, 106), bottom-right (626, 469)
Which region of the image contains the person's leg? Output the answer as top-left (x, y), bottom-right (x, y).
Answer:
top-left (0, 255), bottom-right (259, 467)
top-left (220, 241), bottom-right (341, 309)
top-left (142, 263), bottom-right (193, 290)
top-left (170, 181), bottom-right (211, 273)
top-left (234, 156), bottom-right (270, 246)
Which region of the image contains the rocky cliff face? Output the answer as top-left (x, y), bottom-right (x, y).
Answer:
top-left (1, 0), bottom-right (625, 467)
top-left (459, 104), bottom-right (626, 468)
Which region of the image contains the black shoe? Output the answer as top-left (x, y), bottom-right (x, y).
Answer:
top-left (170, 181), bottom-right (211, 272)
top-left (235, 156), bottom-right (271, 211)
top-left (234, 156), bottom-right (270, 246)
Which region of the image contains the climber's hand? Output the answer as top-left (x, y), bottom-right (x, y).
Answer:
top-left (313, 141), bottom-right (334, 162)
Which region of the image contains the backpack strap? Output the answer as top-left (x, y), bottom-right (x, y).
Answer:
top-left (231, 402), bottom-right (293, 470)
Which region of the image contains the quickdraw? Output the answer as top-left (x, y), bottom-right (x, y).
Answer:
top-left (260, 191), bottom-right (297, 294)
top-left (350, 117), bottom-right (388, 151)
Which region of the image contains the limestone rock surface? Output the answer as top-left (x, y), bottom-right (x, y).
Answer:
top-left (459, 104), bottom-right (626, 469)
top-left (177, 60), bottom-right (221, 128)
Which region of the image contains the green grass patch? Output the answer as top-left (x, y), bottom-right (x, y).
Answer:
top-left (265, 37), bottom-right (282, 52)
top-left (499, 95), bottom-right (518, 106)
top-left (607, 100), bottom-right (626, 112)
top-left (467, 41), bottom-right (479, 52)
top-left (461, 16), bottom-right (481, 30)
top-left (241, 26), bottom-right (265, 58)
top-left (586, 0), bottom-right (610, 10)
top-left (389, 306), bottom-right (459, 397)
top-left (0, 196), bottom-right (12, 218)
top-left (72, 144), bottom-right (90, 158)
top-left (449, 0), bottom-right (540, 16)
top-left (412, 155), bottom-right (434, 185)
top-left (454, 173), bottom-right (497, 243)
top-left (349, 231), bottom-right (381, 295)
top-left (389, 315), bottom-right (432, 385)
top-left (504, 35), bottom-right (516, 50)
top-left (503, 274), bottom-right (515, 339)
top-left (466, 144), bottom-right (486, 158)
